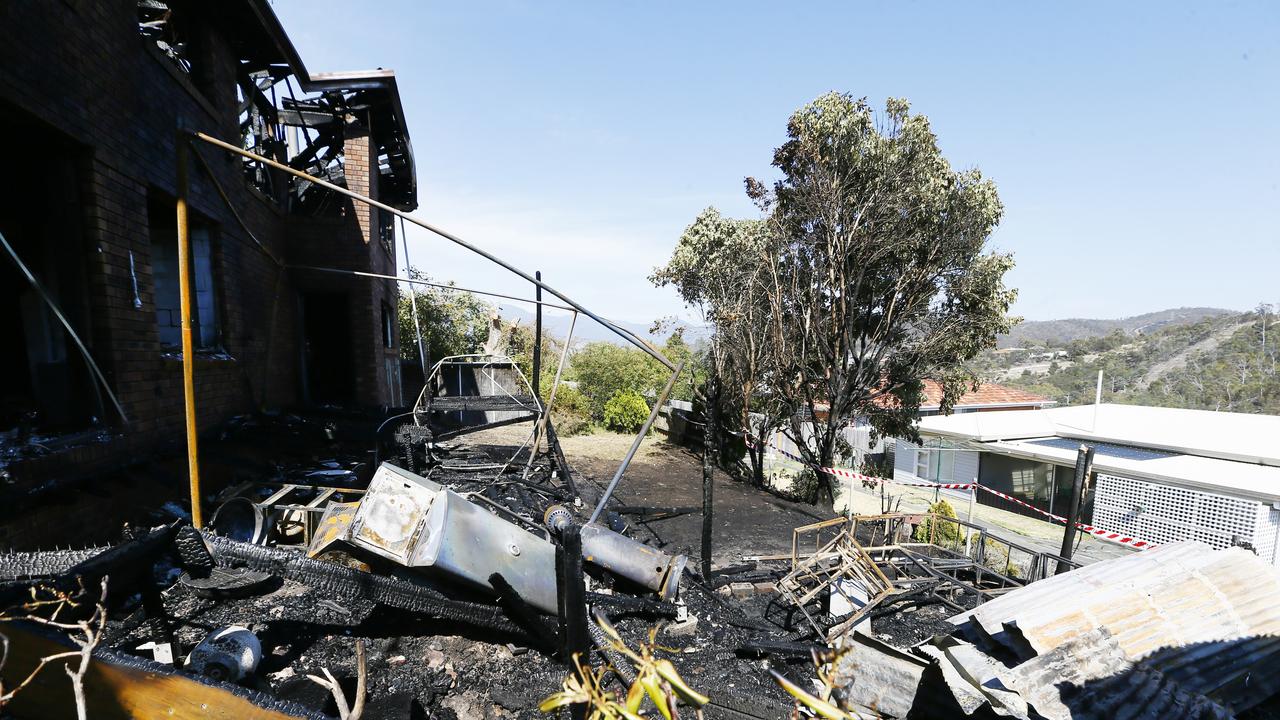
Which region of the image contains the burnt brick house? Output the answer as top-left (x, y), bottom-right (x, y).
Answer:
top-left (0, 0), bottom-right (416, 486)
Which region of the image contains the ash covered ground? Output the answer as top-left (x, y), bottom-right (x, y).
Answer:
top-left (19, 411), bottom-right (970, 719)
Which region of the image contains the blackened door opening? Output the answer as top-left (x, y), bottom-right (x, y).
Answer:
top-left (301, 292), bottom-right (354, 405)
top-left (0, 107), bottom-right (99, 432)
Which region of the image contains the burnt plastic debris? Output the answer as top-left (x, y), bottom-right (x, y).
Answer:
top-left (185, 625), bottom-right (262, 683)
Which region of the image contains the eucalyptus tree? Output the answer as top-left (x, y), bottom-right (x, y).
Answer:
top-left (747, 93), bottom-right (1017, 505)
top-left (652, 208), bottom-right (783, 489)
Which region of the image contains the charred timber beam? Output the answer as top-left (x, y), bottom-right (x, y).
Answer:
top-left (489, 572), bottom-right (559, 654)
top-left (616, 505), bottom-right (700, 517)
top-left (55, 524), bottom-right (179, 593)
top-left (544, 421), bottom-right (577, 497)
top-left (585, 592), bottom-right (678, 619)
top-left (276, 108), bottom-right (337, 127)
top-left (736, 639), bottom-right (826, 659)
top-left (0, 547), bottom-right (111, 581)
top-left (204, 534), bottom-right (526, 636)
top-left (555, 526), bottom-right (590, 663)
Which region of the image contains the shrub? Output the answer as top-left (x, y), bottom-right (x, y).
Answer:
top-left (546, 384), bottom-right (593, 436)
top-left (774, 467), bottom-right (818, 503)
top-left (913, 499), bottom-right (961, 545)
top-left (571, 342), bottom-right (666, 421)
top-left (602, 389), bottom-right (650, 433)
top-left (980, 537), bottom-right (1023, 579)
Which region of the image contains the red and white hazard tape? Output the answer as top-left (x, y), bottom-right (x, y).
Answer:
top-left (741, 429), bottom-right (1153, 549)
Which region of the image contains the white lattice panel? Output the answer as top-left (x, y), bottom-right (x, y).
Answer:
top-left (1253, 503), bottom-right (1280, 565)
top-left (1094, 473), bottom-right (1263, 552)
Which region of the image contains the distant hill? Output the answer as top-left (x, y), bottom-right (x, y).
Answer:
top-left (985, 310), bottom-right (1279, 415)
top-left (997, 307), bottom-right (1236, 348)
top-left (497, 305), bottom-right (710, 348)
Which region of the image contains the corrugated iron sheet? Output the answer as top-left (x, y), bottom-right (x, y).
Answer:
top-left (946, 541), bottom-right (1280, 715)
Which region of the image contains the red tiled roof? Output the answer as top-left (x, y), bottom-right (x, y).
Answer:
top-left (919, 379), bottom-right (1050, 408)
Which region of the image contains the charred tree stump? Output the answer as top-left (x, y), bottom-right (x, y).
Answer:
top-left (555, 526), bottom-right (590, 664)
top-left (701, 381), bottom-right (718, 579)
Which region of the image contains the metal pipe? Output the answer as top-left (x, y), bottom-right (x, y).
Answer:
top-left (578, 522), bottom-right (687, 602)
top-left (0, 231), bottom-right (128, 425)
top-left (533, 270), bottom-right (542, 400)
top-left (288, 264), bottom-right (576, 311)
top-left (191, 131), bottom-right (675, 371)
top-left (588, 360), bottom-right (686, 524)
top-left (399, 216), bottom-right (428, 380)
top-left (176, 137), bottom-right (203, 528)
top-left (524, 311), bottom-right (577, 479)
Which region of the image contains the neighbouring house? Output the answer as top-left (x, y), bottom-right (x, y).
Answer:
top-left (766, 380), bottom-right (1053, 478)
top-left (895, 403), bottom-right (1280, 563)
top-left (903, 379), bottom-right (1056, 417)
top-left (888, 380), bottom-right (1055, 498)
top-left (0, 1), bottom-right (416, 488)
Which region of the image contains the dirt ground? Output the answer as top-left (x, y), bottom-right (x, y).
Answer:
top-left (480, 424), bottom-right (1133, 570)
top-left (477, 425), bottom-right (826, 566)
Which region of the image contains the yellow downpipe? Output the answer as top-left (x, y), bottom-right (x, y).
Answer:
top-left (175, 137), bottom-right (203, 528)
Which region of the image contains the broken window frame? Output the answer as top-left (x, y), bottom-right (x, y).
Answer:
top-left (381, 301), bottom-right (395, 350)
top-left (138, 1), bottom-right (193, 76)
top-left (149, 196), bottom-right (223, 351)
top-left (377, 208), bottom-right (395, 260)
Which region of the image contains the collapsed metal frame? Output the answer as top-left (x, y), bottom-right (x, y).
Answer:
top-left (412, 353), bottom-right (544, 477)
top-left (777, 512), bottom-right (1083, 640)
top-left (852, 512), bottom-right (1082, 604)
top-left (779, 517), bottom-right (894, 642)
top-left (176, 131), bottom-right (683, 526)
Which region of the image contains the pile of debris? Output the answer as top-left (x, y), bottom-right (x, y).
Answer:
top-left (0, 358), bottom-right (806, 718)
top-left (3, 361), bottom-right (1280, 718)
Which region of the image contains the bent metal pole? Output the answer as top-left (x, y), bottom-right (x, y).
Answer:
top-left (589, 359), bottom-right (686, 525)
top-left (176, 136), bottom-right (203, 528)
top-left (189, 131), bottom-right (675, 372)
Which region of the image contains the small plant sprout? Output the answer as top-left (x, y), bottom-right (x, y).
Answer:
top-left (538, 653), bottom-right (640, 720)
top-left (540, 612), bottom-right (709, 720)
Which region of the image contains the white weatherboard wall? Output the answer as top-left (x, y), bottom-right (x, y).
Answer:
top-left (1093, 473), bottom-right (1280, 564)
top-left (893, 439), bottom-right (977, 499)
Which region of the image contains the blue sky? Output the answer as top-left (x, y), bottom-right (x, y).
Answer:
top-left (272, 1), bottom-right (1278, 326)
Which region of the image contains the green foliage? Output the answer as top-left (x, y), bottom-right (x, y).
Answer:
top-left (762, 94), bottom-right (1016, 446)
top-left (657, 329), bottom-right (701, 404)
top-left (398, 268), bottom-right (493, 362)
top-left (777, 467), bottom-right (819, 503)
top-left (652, 210), bottom-right (783, 459)
top-left (983, 310), bottom-right (1280, 415)
top-left (914, 500), bottom-right (961, 545)
top-left (548, 385), bottom-right (593, 436)
top-left (658, 93), bottom-right (1016, 505)
top-left (570, 342), bottom-right (669, 423)
top-left (498, 321), bottom-right (593, 436)
top-left (603, 390), bottom-right (650, 433)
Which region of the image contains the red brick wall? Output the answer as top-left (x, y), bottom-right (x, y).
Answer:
top-left (343, 126), bottom-right (403, 407)
top-left (0, 1), bottom-right (400, 488)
